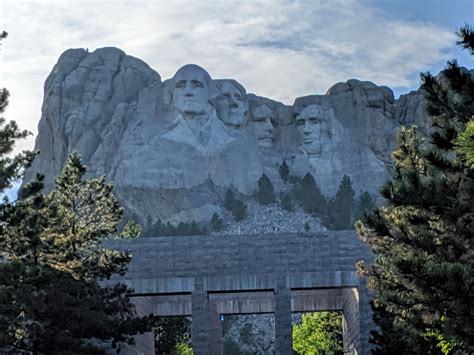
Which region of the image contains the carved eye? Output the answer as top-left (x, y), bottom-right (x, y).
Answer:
top-left (175, 80), bottom-right (186, 89)
top-left (235, 94), bottom-right (242, 101)
top-left (192, 80), bottom-right (204, 88)
top-left (296, 119), bottom-right (305, 126)
top-left (309, 117), bottom-right (321, 124)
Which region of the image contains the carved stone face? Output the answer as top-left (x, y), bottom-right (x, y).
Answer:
top-left (172, 65), bottom-right (212, 118)
top-left (251, 105), bottom-right (274, 148)
top-left (296, 105), bottom-right (323, 155)
top-left (216, 81), bottom-right (246, 128)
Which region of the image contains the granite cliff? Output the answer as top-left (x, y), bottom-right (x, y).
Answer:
top-left (24, 47), bottom-right (429, 233)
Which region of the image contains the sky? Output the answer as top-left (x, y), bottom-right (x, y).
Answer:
top-left (0, 0), bottom-right (473, 155)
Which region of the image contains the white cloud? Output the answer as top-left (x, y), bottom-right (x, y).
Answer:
top-left (0, 0), bottom-right (456, 152)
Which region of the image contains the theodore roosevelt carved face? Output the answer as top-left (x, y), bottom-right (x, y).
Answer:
top-left (172, 64), bottom-right (214, 119)
top-left (296, 104), bottom-right (324, 155)
top-left (251, 105), bottom-right (274, 148)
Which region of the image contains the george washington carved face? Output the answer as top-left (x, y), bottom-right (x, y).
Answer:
top-left (171, 64), bottom-right (214, 118)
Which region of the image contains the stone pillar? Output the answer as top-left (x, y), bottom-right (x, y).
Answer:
top-left (209, 301), bottom-right (223, 355)
top-left (191, 278), bottom-right (210, 355)
top-left (342, 287), bottom-right (361, 355)
top-left (274, 279), bottom-right (292, 355)
top-left (358, 278), bottom-right (375, 354)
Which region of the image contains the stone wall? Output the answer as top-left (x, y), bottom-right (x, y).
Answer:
top-left (105, 231), bottom-right (374, 353)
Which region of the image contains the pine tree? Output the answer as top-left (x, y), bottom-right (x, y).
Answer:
top-left (454, 119), bottom-right (474, 168)
top-left (292, 173), bottom-right (327, 217)
top-left (354, 191), bottom-right (376, 222)
top-left (327, 175), bottom-right (355, 230)
top-left (224, 188), bottom-right (247, 221)
top-left (120, 219), bottom-right (142, 238)
top-left (357, 25), bottom-right (474, 353)
top-left (154, 316), bottom-right (190, 355)
top-left (280, 193), bottom-right (294, 212)
top-left (0, 153), bottom-right (155, 353)
top-left (210, 212), bottom-right (223, 231)
top-left (279, 160), bottom-right (290, 182)
top-left (42, 152), bottom-right (128, 281)
top-left (0, 34), bottom-right (35, 192)
top-left (256, 174), bottom-right (275, 204)
top-left (304, 222), bottom-right (310, 232)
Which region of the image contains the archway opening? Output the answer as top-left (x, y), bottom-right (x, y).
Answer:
top-left (292, 311), bottom-right (344, 355)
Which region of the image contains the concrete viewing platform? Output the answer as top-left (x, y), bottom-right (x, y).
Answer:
top-left (105, 231), bottom-right (373, 355)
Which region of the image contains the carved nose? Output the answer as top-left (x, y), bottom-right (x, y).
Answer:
top-left (184, 84), bottom-right (193, 96)
top-left (229, 96), bottom-right (238, 107)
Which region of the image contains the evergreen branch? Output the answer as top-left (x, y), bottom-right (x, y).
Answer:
top-left (456, 24), bottom-right (474, 55)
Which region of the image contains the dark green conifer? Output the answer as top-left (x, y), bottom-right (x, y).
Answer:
top-left (292, 173), bottom-right (326, 216)
top-left (357, 25), bottom-right (474, 353)
top-left (281, 193), bottom-right (294, 212)
top-left (224, 188), bottom-right (247, 221)
top-left (354, 191), bottom-right (376, 222)
top-left (304, 222), bottom-right (310, 232)
top-left (279, 160), bottom-right (290, 182)
top-left (210, 212), bottom-right (223, 231)
top-left (327, 175), bottom-right (355, 230)
top-left (120, 219), bottom-right (142, 238)
top-left (256, 174), bottom-right (275, 204)
top-left (0, 153), bottom-right (155, 353)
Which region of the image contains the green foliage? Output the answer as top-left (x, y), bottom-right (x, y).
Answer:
top-left (0, 90), bottom-right (36, 192)
top-left (172, 342), bottom-right (193, 355)
top-left (224, 188), bottom-right (247, 221)
top-left (292, 312), bottom-right (343, 354)
top-left (154, 316), bottom-right (190, 355)
top-left (279, 160), bottom-right (290, 182)
top-left (120, 219), bottom-right (142, 238)
top-left (426, 326), bottom-right (456, 355)
top-left (256, 173), bottom-right (275, 204)
top-left (292, 173), bottom-right (327, 217)
top-left (0, 153), bottom-right (156, 353)
top-left (454, 119), bottom-right (474, 168)
top-left (210, 212), bottom-right (223, 231)
top-left (43, 152), bottom-right (127, 281)
top-left (354, 191), bottom-right (376, 222)
top-left (456, 24), bottom-right (474, 55)
top-left (357, 25), bottom-right (474, 354)
top-left (149, 219), bottom-right (206, 236)
top-left (280, 192), bottom-right (294, 212)
top-left (326, 175), bottom-right (355, 230)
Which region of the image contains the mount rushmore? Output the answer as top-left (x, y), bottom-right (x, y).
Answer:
top-left (24, 47), bottom-right (429, 233)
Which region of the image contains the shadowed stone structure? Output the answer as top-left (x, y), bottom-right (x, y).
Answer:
top-left (105, 231), bottom-right (373, 354)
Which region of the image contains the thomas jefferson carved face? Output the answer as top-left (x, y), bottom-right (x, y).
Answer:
top-left (216, 80), bottom-right (247, 128)
top-left (172, 65), bottom-right (213, 118)
top-left (251, 105), bottom-right (274, 148)
top-left (296, 104), bottom-right (323, 155)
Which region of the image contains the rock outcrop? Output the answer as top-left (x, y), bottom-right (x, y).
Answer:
top-left (24, 47), bottom-right (430, 233)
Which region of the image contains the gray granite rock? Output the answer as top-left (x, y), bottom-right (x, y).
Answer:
top-left (24, 47), bottom-right (430, 233)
